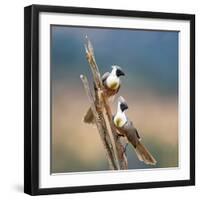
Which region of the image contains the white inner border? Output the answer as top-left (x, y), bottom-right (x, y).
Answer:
top-left (39, 12), bottom-right (190, 188)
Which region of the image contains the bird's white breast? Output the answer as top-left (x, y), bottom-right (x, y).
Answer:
top-left (114, 112), bottom-right (127, 128)
top-left (106, 75), bottom-right (120, 90)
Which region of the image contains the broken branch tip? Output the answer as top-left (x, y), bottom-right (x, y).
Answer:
top-left (80, 74), bottom-right (84, 79)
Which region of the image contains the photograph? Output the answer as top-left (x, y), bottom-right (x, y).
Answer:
top-left (51, 25), bottom-right (178, 173)
top-left (24, 5), bottom-right (194, 195)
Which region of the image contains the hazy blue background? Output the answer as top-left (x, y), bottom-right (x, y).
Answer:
top-left (51, 25), bottom-right (178, 173)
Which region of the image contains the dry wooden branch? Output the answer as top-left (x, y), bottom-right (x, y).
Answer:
top-left (80, 75), bottom-right (118, 170)
top-left (81, 36), bottom-right (128, 170)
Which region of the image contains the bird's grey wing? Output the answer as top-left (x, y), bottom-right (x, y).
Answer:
top-left (123, 120), bottom-right (156, 165)
top-left (122, 119), bottom-right (140, 148)
top-left (128, 121), bottom-right (141, 140)
top-left (101, 72), bottom-right (110, 84)
top-left (135, 129), bottom-right (141, 140)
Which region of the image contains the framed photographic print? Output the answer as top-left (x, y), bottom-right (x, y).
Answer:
top-left (24, 4), bottom-right (195, 195)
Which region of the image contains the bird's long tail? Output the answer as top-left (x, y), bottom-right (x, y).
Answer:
top-left (134, 141), bottom-right (157, 165)
top-left (83, 107), bottom-right (95, 124)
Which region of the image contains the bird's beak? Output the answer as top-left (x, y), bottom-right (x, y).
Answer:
top-left (116, 69), bottom-right (125, 77)
top-left (118, 96), bottom-right (128, 111)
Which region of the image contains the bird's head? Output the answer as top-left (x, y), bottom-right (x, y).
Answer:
top-left (114, 96), bottom-right (128, 127)
top-left (118, 96), bottom-right (128, 112)
top-left (111, 65), bottom-right (125, 77)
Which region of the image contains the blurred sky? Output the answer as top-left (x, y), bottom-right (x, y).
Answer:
top-left (51, 25), bottom-right (179, 173)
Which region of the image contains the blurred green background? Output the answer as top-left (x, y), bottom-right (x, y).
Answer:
top-left (51, 25), bottom-right (178, 173)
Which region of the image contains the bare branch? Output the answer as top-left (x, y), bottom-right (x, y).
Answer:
top-left (80, 74), bottom-right (118, 170)
top-left (82, 36), bottom-right (128, 170)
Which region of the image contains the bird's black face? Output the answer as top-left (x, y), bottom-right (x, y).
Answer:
top-left (116, 69), bottom-right (125, 77)
top-left (120, 102), bottom-right (128, 112)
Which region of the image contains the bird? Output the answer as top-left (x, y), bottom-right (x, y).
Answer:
top-left (83, 65), bottom-right (125, 124)
top-left (113, 96), bottom-right (157, 165)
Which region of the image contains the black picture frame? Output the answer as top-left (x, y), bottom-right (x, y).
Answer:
top-left (24, 4), bottom-right (195, 196)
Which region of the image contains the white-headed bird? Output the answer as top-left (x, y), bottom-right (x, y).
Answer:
top-left (113, 96), bottom-right (157, 165)
top-left (83, 65), bottom-right (125, 124)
